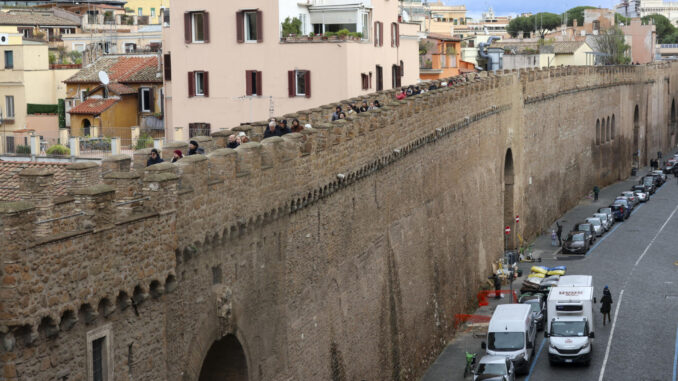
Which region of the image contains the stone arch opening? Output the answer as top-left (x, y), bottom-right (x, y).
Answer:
top-left (633, 105), bottom-right (640, 166)
top-left (606, 116), bottom-right (610, 142)
top-left (596, 119), bottom-right (600, 145)
top-left (198, 334), bottom-right (249, 381)
top-left (611, 115), bottom-right (616, 139)
top-left (503, 149), bottom-right (515, 249)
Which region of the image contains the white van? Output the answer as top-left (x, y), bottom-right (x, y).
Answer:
top-left (482, 304), bottom-right (537, 374)
top-left (545, 286), bottom-right (595, 366)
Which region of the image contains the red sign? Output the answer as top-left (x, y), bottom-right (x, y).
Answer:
top-left (515, 215), bottom-right (520, 223)
top-left (505, 226), bottom-right (511, 235)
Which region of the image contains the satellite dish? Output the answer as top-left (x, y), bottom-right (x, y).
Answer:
top-left (98, 71), bottom-right (110, 85)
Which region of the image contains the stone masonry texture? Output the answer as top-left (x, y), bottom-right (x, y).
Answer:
top-left (1, 64), bottom-right (677, 380)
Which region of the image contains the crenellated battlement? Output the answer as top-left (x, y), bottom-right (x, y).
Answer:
top-left (0, 62), bottom-right (674, 349)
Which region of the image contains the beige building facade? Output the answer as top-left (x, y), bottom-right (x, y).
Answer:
top-left (0, 26), bottom-right (77, 153)
top-left (163, 0), bottom-right (420, 140)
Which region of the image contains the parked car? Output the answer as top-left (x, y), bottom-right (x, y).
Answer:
top-left (585, 217), bottom-right (605, 237)
top-left (631, 185), bottom-right (650, 202)
top-left (645, 174), bottom-right (662, 188)
top-left (620, 191), bottom-right (639, 207)
top-left (519, 293), bottom-right (547, 331)
top-left (614, 197), bottom-right (634, 211)
top-left (641, 177), bottom-right (656, 194)
top-left (663, 160), bottom-right (675, 174)
top-left (597, 207), bottom-right (615, 225)
top-left (474, 355), bottom-right (516, 381)
top-left (562, 231), bottom-right (590, 254)
top-left (651, 170), bottom-right (667, 183)
top-left (610, 202), bottom-right (630, 220)
top-left (593, 212), bottom-right (613, 231)
top-left (574, 222), bottom-right (596, 244)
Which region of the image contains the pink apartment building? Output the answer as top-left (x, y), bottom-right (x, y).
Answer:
top-left (162, 0), bottom-right (420, 140)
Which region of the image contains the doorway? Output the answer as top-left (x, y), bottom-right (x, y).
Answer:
top-left (198, 335), bottom-right (248, 381)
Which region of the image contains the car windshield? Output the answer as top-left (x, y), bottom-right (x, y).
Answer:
top-left (550, 321), bottom-right (587, 337)
top-left (594, 214), bottom-right (607, 221)
top-left (587, 219), bottom-right (601, 226)
top-left (632, 186), bottom-right (644, 191)
top-left (476, 363), bottom-right (507, 375)
top-left (577, 224), bottom-right (591, 232)
top-left (644, 178), bottom-right (654, 186)
top-left (488, 332), bottom-right (525, 351)
top-left (570, 233), bottom-right (585, 241)
top-left (599, 208), bottom-right (612, 214)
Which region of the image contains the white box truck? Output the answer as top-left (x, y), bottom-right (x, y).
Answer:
top-left (545, 286), bottom-right (596, 366)
top-left (557, 275), bottom-right (593, 288)
top-left (482, 304), bottom-right (537, 374)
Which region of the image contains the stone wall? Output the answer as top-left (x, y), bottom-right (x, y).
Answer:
top-left (1, 63), bottom-right (676, 380)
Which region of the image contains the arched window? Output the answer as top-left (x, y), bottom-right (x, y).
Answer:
top-left (606, 116), bottom-right (611, 142)
top-left (611, 115), bottom-right (615, 139)
top-left (596, 119), bottom-right (600, 145)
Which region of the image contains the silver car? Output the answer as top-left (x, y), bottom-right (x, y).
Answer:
top-left (620, 191), bottom-right (639, 207)
top-left (597, 207), bottom-right (615, 225)
top-left (474, 355), bottom-right (516, 381)
top-left (593, 213), bottom-right (612, 231)
top-left (585, 217), bottom-right (604, 237)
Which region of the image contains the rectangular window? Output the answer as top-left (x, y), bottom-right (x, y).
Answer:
top-left (245, 11), bottom-right (258, 42)
top-left (140, 88), bottom-right (151, 112)
top-left (288, 70), bottom-right (311, 98)
top-left (80, 89), bottom-right (87, 102)
top-left (163, 54), bottom-right (171, 81)
top-left (189, 122), bottom-right (211, 137)
top-left (245, 70), bottom-right (262, 96)
top-left (376, 65), bottom-right (383, 91)
top-left (193, 12), bottom-right (205, 42)
top-left (361, 73), bottom-right (369, 90)
top-left (362, 13), bottom-right (369, 39)
top-left (5, 136), bottom-right (14, 153)
top-left (299, 13), bottom-right (306, 35)
top-left (163, 8), bottom-right (170, 26)
top-left (87, 324), bottom-right (112, 381)
top-left (124, 43), bottom-right (136, 53)
top-left (151, 8), bottom-right (156, 18)
top-left (195, 72), bottom-right (205, 96)
top-left (138, 7), bottom-right (143, 16)
top-left (4, 51), bottom-right (13, 69)
top-left (6, 95), bottom-right (14, 118)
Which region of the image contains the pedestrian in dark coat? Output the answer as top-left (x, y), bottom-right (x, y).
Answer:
top-left (188, 140), bottom-right (204, 155)
top-left (489, 274), bottom-right (502, 299)
top-left (146, 148), bottom-right (163, 166)
top-left (263, 121), bottom-right (281, 139)
top-left (556, 221), bottom-right (563, 246)
top-left (593, 185), bottom-right (600, 201)
top-left (601, 286), bottom-right (613, 325)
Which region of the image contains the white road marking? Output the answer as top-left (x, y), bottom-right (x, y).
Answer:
top-left (633, 203), bottom-right (678, 267)
top-left (598, 289), bottom-right (624, 381)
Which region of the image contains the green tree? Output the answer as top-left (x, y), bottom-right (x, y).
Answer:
top-left (281, 17), bottom-right (302, 37)
top-left (641, 14), bottom-right (676, 43)
top-left (591, 27), bottom-right (631, 65)
top-left (615, 13), bottom-right (631, 26)
top-left (507, 16), bottom-right (534, 38)
top-left (562, 6), bottom-right (596, 27)
top-left (528, 12), bottom-right (562, 39)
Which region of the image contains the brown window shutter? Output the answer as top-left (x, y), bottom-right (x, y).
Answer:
top-left (374, 21), bottom-right (378, 46)
top-left (138, 88), bottom-right (143, 110)
top-left (236, 12), bottom-right (244, 43)
top-left (184, 12), bottom-right (192, 43)
top-left (288, 70), bottom-right (295, 97)
top-left (163, 53), bottom-right (171, 81)
top-left (380, 22), bottom-right (383, 46)
top-left (245, 70), bottom-right (253, 96)
top-left (149, 88), bottom-right (155, 112)
top-left (369, 72), bottom-right (372, 88)
top-left (203, 12), bottom-right (210, 43)
top-left (188, 71), bottom-right (195, 97)
top-left (304, 70), bottom-right (311, 98)
top-left (396, 67), bottom-right (401, 87)
top-left (256, 71), bottom-right (262, 96)
top-left (400, 60), bottom-right (404, 77)
top-left (391, 23), bottom-right (394, 47)
top-left (256, 10), bottom-right (263, 43)
top-left (396, 24), bottom-right (400, 47)
top-left (203, 71), bottom-right (209, 97)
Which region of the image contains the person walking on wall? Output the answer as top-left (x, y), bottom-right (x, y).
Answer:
top-left (600, 286), bottom-right (613, 326)
top-left (593, 185), bottom-right (600, 201)
top-left (556, 221), bottom-right (563, 246)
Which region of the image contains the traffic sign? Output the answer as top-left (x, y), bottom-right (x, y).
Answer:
top-left (515, 215), bottom-right (520, 223)
top-left (505, 226), bottom-right (511, 235)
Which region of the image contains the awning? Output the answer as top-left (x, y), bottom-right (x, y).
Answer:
top-left (310, 10), bottom-right (357, 24)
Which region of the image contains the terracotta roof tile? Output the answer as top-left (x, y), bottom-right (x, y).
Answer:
top-left (107, 82), bottom-right (136, 95)
top-left (64, 55), bottom-right (162, 84)
top-left (0, 161), bottom-right (71, 201)
top-left (69, 98), bottom-right (118, 115)
top-left (0, 11), bottom-right (79, 26)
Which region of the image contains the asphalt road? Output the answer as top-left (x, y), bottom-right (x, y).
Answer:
top-left (423, 171), bottom-right (678, 381)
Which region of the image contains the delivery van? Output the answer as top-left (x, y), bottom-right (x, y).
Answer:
top-left (557, 275), bottom-right (593, 288)
top-left (545, 286), bottom-right (595, 366)
top-left (482, 304), bottom-right (537, 374)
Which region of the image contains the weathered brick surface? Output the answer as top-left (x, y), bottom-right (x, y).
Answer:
top-left (1, 64), bottom-right (677, 380)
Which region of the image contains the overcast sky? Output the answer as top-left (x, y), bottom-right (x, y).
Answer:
top-left (450, 0), bottom-right (620, 19)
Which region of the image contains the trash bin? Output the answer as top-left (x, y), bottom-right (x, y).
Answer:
top-left (631, 168), bottom-right (637, 176)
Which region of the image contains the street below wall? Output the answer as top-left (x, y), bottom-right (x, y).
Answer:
top-left (423, 160), bottom-right (678, 381)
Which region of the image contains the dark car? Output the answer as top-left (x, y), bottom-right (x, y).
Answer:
top-left (664, 160), bottom-right (676, 174)
top-left (562, 231), bottom-right (590, 254)
top-left (519, 293), bottom-right (547, 330)
top-left (614, 197), bottom-right (634, 212)
top-left (574, 223), bottom-right (595, 245)
top-left (610, 202), bottom-right (630, 220)
top-left (645, 174), bottom-right (662, 189)
top-left (641, 176), bottom-right (657, 194)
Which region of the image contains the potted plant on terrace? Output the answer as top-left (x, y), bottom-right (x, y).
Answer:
top-left (281, 17), bottom-right (302, 42)
top-left (337, 28), bottom-right (350, 40)
top-left (325, 31), bottom-right (338, 41)
top-left (311, 32), bottom-right (322, 41)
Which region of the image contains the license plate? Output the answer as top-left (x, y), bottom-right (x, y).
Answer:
top-left (565, 359), bottom-right (573, 363)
